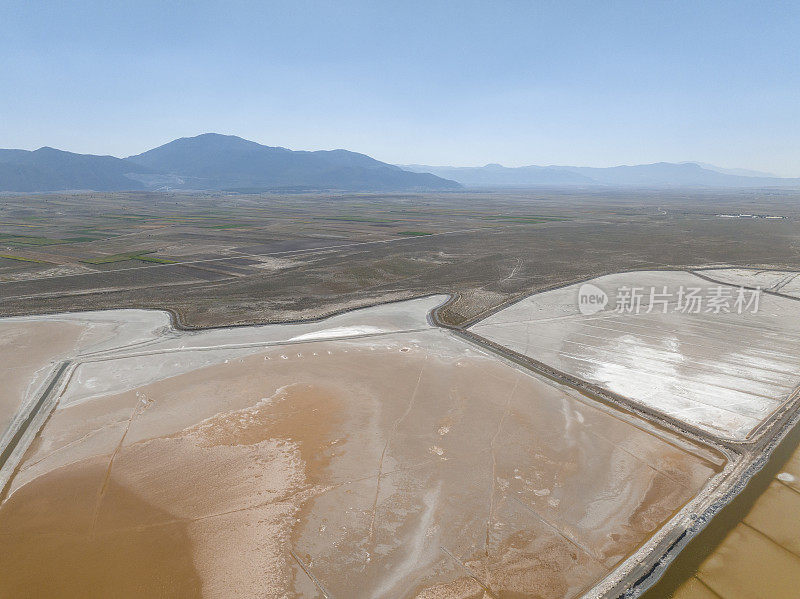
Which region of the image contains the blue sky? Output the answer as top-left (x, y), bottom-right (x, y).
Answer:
top-left (2, 1), bottom-right (799, 174)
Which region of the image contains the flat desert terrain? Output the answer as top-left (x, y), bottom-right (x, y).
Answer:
top-left (698, 268), bottom-right (800, 298)
top-left (5, 189), bottom-right (800, 330)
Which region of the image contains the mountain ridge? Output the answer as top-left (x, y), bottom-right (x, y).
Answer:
top-left (0, 134), bottom-right (460, 192)
top-left (2, 134), bottom-right (798, 192)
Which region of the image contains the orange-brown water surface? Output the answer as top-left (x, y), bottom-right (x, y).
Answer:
top-left (0, 328), bottom-right (722, 598)
top-left (648, 424), bottom-right (800, 599)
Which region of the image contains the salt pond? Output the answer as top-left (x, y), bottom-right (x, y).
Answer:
top-left (470, 271), bottom-right (800, 440)
top-left (0, 295), bottom-right (720, 598)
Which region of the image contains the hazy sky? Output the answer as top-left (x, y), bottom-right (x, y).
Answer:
top-left (2, 1), bottom-right (799, 175)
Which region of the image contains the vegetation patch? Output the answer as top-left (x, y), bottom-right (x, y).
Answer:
top-left (0, 222), bottom-right (43, 228)
top-left (82, 251), bottom-right (173, 264)
top-left (320, 216), bottom-right (396, 223)
top-left (203, 223), bottom-right (252, 229)
top-left (482, 215), bottom-right (568, 223)
top-left (62, 236), bottom-right (101, 243)
top-left (0, 234), bottom-right (67, 246)
top-left (0, 254), bottom-right (49, 263)
top-left (136, 255), bottom-right (176, 264)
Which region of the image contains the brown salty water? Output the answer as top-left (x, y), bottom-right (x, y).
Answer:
top-left (0, 330), bottom-right (722, 598)
top-left (643, 414), bottom-right (800, 599)
top-left (0, 456), bottom-right (202, 597)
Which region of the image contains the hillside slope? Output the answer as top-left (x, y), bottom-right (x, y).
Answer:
top-left (126, 134), bottom-right (460, 191)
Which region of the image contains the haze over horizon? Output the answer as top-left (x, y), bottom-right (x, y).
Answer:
top-left (3, 1), bottom-right (799, 176)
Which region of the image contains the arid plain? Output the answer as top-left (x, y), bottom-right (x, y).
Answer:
top-left (3, 190), bottom-right (800, 598)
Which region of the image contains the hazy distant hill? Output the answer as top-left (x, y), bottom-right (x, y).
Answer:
top-left (125, 134), bottom-right (459, 192)
top-left (688, 162), bottom-right (779, 178)
top-left (4, 137), bottom-right (797, 192)
top-left (400, 163), bottom-right (595, 186)
top-left (0, 147), bottom-right (152, 192)
top-left (549, 162), bottom-right (800, 187)
top-left (404, 161), bottom-right (800, 188)
top-left (0, 134), bottom-right (460, 192)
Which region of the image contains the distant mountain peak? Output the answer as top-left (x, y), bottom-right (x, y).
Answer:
top-left (139, 133), bottom-right (271, 154)
top-left (0, 134), bottom-right (460, 192)
top-left (3, 136), bottom-right (794, 192)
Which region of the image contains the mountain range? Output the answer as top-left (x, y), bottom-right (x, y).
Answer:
top-left (402, 162), bottom-right (800, 188)
top-left (0, 134), bottom-right (460, 193)
top-left (1, 133), bottom-right (798, 192)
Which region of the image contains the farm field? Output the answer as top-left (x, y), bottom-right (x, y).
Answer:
top-left (4, 189), bottom-right (800, 329)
